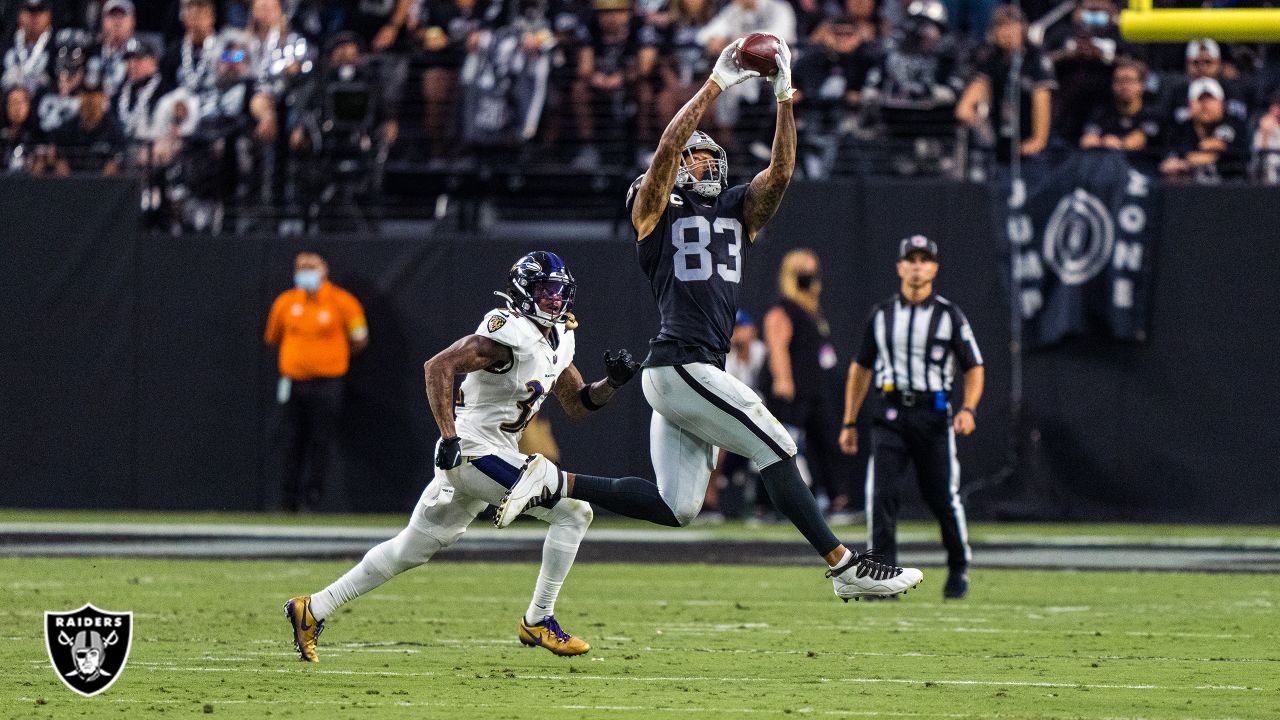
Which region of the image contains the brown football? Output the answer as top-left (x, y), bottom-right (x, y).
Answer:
top-left (737, 32), bottom-right (780, 75)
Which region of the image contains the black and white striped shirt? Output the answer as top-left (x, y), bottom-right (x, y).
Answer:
top-left (855, 294), bottom-right (983, 393)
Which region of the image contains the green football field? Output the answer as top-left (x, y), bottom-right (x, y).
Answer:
top-left (4, 557), bottom-right (1279, 719)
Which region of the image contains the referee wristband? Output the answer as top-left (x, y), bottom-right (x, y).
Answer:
top-left (579, 386), bottom-right (605, 411)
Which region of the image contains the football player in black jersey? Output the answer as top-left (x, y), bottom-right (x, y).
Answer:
top-left (499, 37), bottom-right (923, 602)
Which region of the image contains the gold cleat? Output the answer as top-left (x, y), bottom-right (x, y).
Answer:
top-left (284, 595), bottom-right (324, 662)
top-left (518, 615), bottom-right (590, 657)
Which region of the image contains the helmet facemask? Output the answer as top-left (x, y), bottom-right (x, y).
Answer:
top-left (497, 251), bottom-right (577, 327)
top-left (677, 142), bottom-right (727, 198)
top-left (518, 279), bottom-right (576, 327)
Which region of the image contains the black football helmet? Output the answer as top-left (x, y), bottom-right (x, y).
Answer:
top-left (497, 251), bottom-right (576, 327)
top-left (676, 130), bottom-right (728, 198)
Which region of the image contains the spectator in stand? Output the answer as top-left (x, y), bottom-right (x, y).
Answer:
top-left (161, 0), bottom-right (218, 92)
top-left (288, 31), bottom-right (399, 224)
top-left (572, 0), bottom-right (653, 168)
top-left (116, 38), bottom-right (168, 146)
top-left (698, 0), bottom-right (796, 57)
top-left (696, 0), bottom-right (796, 143)
top-left (793, 14), bottom-right (874, 111)
top-left (166, 30), bottom-right (276, 222)
top-left (1079, 58), bottom-right (1160, 155)
top-left (1, 0), bottom-right (55, 90)
top-left (36, 36), bottom-right (88, 132)
top-left (197, 31), bottom-right (277, 145)
top-left (1042, 0), bottom-right (1125, 144)
top-left (655, 0), bottom-right (715, 138)
top-left (49, 76), bottom-right (126, 175)
top-left (955, 4), bottom-right (1055, 162)
top-left (92, 0), bottom-right (137, 97)
top-left (145, 86), bottom-right (200, 230)
top-left (348, 0), bottom-right (414, 51)
top-left (836, 0), bottom-right (880, 43)
top-left (538, 0), bottom-right (593, 160)
top-left (865, 0), bottom-right (958, 108)
top-left (245, 0), bottom-right (308, 97)
top-left (1159, 77), bottom-right (1247, 182)
top-left (1167, 39), bottom-right (1248, 123)
top-left (791, 13), bottom-right (875, 164)
top-left (149, 86), bottom-right (199, 167)
top-left (1, 83), bottom-right (47, 172)
top-left (1251, 90), bottom-right (1280, 184)
top-left (862, 0), bottom-right (960, 175)
top-left (413, 0), bottom-right (499, 159)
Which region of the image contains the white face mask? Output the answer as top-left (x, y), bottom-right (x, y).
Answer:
top-left (294, 270), bottom-right (322, 291)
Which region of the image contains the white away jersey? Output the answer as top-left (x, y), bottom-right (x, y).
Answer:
top-left (454, 308), bottom-right (576, 455)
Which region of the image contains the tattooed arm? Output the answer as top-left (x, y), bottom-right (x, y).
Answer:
top-left (423, 335), bottom-right (512, 440)
top-left (631, 81), bottom-right (723, 242)
top-left (632, 39), bottom-right (757, 242)
top-left (743, 98), bottom-right (796, 243)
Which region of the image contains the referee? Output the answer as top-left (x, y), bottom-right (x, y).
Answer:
top-left (839, 235), bottom-right (984, 599)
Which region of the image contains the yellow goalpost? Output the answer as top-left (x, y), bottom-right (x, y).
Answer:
top-left (1120, 0), bottom-right (1280, 42)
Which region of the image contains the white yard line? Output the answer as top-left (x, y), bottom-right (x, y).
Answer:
top-left (23, 696), bottom-right (1246, 719)
top-left (0, 521), bottom-right (710, 543)
top-left (87, 663), bottom-right (1262, 692)
top-left (5, 521), bottom-right (1280, 549)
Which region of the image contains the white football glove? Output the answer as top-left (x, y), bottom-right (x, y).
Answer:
top-left (709, 38), bottom-right (760, 90)
top-left (772, 38), bottom-right (795, 102)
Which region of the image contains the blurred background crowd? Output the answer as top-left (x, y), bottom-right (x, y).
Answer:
top-left (5, 0), bottom-right (1280, 232)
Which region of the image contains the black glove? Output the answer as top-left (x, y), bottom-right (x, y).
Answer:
top-left (604, 349), bottom-right (640, 388)
top-left (436, 436), bottom-right (462, 470)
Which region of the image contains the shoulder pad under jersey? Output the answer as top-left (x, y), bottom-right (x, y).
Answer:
top-left (476, 308), bottom-right (542, 352)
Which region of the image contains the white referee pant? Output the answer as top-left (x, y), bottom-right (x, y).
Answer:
top-left (642, 363), bottom-right (798, 526)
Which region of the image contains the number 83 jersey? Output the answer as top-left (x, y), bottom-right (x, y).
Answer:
top-left (629, 178), bottom-right (749, 369)
top-left (454, 308), bottom-right (576, 456)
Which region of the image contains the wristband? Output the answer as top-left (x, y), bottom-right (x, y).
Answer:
top-left (579, 385), bottom-right (605, 411)
top-left (960, 407), bottom-right (976, 417)
top-left (842, 422), bottom-right (857, 429)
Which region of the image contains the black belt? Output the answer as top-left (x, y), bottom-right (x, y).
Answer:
top-left (881, 389), bottom-right (946, 410)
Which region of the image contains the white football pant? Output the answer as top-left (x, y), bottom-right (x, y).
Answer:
top-left (642, 363), bottom-right (797, 526)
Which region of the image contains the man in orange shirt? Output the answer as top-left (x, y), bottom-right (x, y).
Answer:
top-left (265, 251), bottom-right (369, 511)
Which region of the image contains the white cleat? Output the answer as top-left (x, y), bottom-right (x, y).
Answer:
top-left (828, 551), bottom-right (924, 602)
top-left (494, 455), bottom-right (565, 528)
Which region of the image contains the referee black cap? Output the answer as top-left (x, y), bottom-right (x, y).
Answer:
top-left (898, 234), bottom-right (938, 260)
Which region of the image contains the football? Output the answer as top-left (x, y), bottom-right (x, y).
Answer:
top-left (737, 32), bottom-right (780, 76)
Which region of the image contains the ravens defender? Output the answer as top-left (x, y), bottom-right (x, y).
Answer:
top-left (498, 39), bottom-right (923, 601)
top-left (285, 251), bottom-right (642, 661)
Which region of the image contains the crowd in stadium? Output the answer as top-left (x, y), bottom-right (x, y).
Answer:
top-left (4, 0), bottom-right (1280, 222)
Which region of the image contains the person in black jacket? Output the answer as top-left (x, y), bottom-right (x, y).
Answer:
top-left (1159, 77), bottom-right (1247, 182)
top-left (761, 248), bottom-right (852, 520)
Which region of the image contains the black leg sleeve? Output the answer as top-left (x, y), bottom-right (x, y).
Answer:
top-left (570, 475), bottom-right (681, 527)
top-left (758, 456), bottom-right (842, 557)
